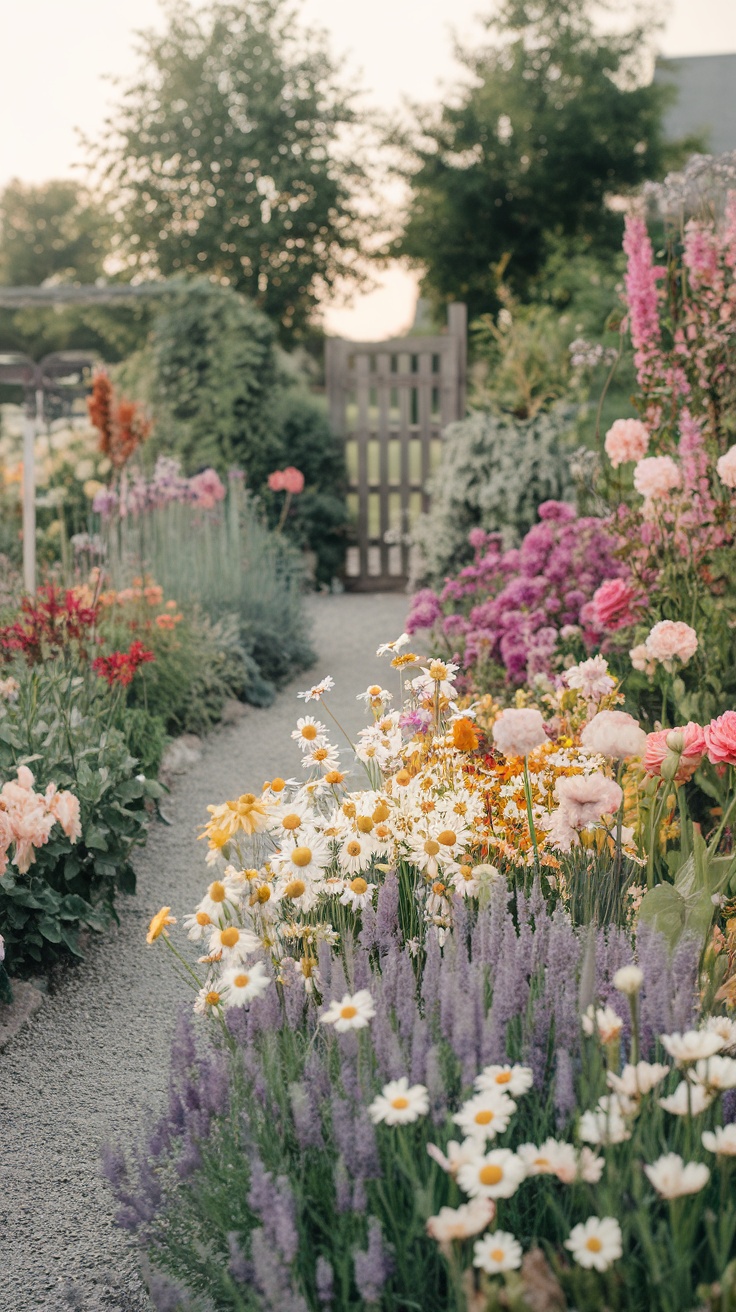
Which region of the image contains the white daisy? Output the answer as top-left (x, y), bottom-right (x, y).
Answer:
top-left (453, 1091), bottom-right (516, 1142)
top-left (339, 875), bottom-right (376, 910)
top-left (644, 1153), bottom-right (709, 1199)
top-left (297, 676), bottom-right (335, 702)
top-left (702, 1015), bottom-right (736, 1053)
top-left (578, 1105), bottom-right (631, 1146)
top-left (291, 716), bottom-right (328, 752)
top-left (474, 1064), bottom-right (534, 1098)
top-left (456, 1149), bottom-right (526, 1200)
top-left (426, 1200), bottom-right (495, 1244)
top-left (337, 835), bottom-right (376, 875)
top-left (607, 1062), bottom-right (670, 1099)
top-left (272, 829), bottom-right (332, 881)
top-left (565, 1217), bottom-right (622, 1272)
top-left (426, 1137), bottom-right (481, 1176)
top-left (702, 1124), bottom-right (736, 1156)
top-left (473, 1230), bottom-right (522, 1274)
top-left (576, 1147), bottom-right (605, 1184)
top-left (368, 1077), bottom-right (429, 1126)
top-left (208, 923), bottom-right (261, 959)
top-left (301, 743), bottom-right (341, 774)
top-left (183, 909), bottom-right (216, 941)
top-left (582, 1005), bottom-right (624, 1045)
top-left (271, 797), bottom-right (315, 838)
top-left (196, 876), bottom-right (241, 923)
top-left (193, 981), bottom-right (224, 1014)
top-left (356, 684), bottom-right (393, 706)
top-left (221, 961), bottom-right (270, 1007)
top-left (376, 633), bottom-right (410, 656)
top-left (692, 1055), bottom-right (736, 1092)
top-left (659, 1080), bottom-right (715, 1116)
top-left (660, 1030), bottom-right (724, 1065)
top-left (517, 1139), bottom-right (577, 1180)
top-left (320, 989), bottom-right (375, 1032)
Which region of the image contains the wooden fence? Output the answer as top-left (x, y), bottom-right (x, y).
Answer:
top-left (325, 303), bottom-right (467, 590)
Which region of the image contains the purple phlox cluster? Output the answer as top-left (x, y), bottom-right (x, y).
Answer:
top-left (353, 1217), bottom-right (394, 1305)
top-left (315, 1255), bottom-right (335, 1307)
top-left (407, 503), bottom-right (622, 686)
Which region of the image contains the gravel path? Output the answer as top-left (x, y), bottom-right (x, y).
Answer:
top-left (0, 592), bottom-right (409, 1312)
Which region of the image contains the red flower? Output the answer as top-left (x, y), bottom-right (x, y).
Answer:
top-left (0, 586), bottom-right (100, 665)
top-left (92, 640), bottom-right (155, 688)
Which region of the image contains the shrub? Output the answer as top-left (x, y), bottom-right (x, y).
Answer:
top-left (411, 405), bottom-right (577, 588)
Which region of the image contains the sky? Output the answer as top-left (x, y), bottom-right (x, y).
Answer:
top-left (1, 0), bottom-right (735, 338)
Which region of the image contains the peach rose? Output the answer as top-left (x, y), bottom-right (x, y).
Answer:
top-left (643, 723), bottom-right (706, 783)
top-left (704, 711), bottom-right (736, 767)
top-left (605, 418), bottom-right (649, 468)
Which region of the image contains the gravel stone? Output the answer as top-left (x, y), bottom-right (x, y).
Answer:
top-left (0, 593), bottom-right (409, 1312)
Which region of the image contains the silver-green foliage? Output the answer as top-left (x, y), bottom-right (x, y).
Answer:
top-left (411, 403), bottom-right (578, 586)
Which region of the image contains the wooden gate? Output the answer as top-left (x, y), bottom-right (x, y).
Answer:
top-left (326, 303), bottom-right (467, 590)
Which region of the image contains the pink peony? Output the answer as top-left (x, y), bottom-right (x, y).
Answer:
top-left (581, 710), bottom-right (647, 760)
top-left (645, 621), bottom-right (698, 667)
top-left (592, 578), bottom-right (639, 631)
top-left (492, 707), bottom-right (547, 758)
top-left (644, 723), bottom-right (706, 783)
top-left (716, 445), bottom-right (736, 490)
top-left (554, 772), bottom-right (623, 829)
top-left (605, 418), bottom-right (650, 468)
top-left (704, 712), bottom-right (736, 766)
top-left (633, 456), bottom-right (682, 501)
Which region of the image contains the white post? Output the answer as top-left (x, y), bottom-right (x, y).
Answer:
top-left (21, 387), bottom-right (41, 594)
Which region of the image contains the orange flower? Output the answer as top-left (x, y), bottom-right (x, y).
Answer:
top-left (156, 613), bottom-right (182, 630)
top-left (452, 718), bottom-right (480, 752)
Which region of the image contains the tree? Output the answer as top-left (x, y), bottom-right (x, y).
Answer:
top-left (93, 0), bottom-right (370, 339)
top-left (0, 179), bottom-right (149, 362)
top-left (395, 0), bottom-right (699, 320)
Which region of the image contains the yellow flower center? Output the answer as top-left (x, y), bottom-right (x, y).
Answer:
top-left (350, 877), bottom-right (368, 894)
top-left (490, 1249), bottom-right (505, 1263)
top-left (438, 829), bottom-right (457, 846)
top-left (196, 911), bottom-right (211, 925)
top-left (424, 839), bottom-right (440, 856)
top-left (391, 1096), bottom-right (409, 1110)
top-left (252, 886), bottom-right (271, 904)
top-left (205, 991), bottom-right (221, 1008)
top-left (291, 847), bottom-right (312, 868)
top-left (343, 802), bottom-right (357, 819)
top-left (368, 685), bottom-right (382, 696)
top-left (474, 1109), bottom-right (494, 1125)
top-left (340, 1004), bottom-right (358, 1019)
top-left (495, 1072), bottom-right (512, 1085)
top-left (357, 816), bottom-right (374, 833)
top-left (284, 879), bottom-right (306, 899)
top-left (325, 770), bottom-right (344, 785)
top-left (375, 824), bottom-right (391, 840)
top-left (220, 927), bottom-right (239, 948)
top-left (271, 777), bottom-right (286, 792)
top-left (395, 770), bottom-right (411, 786)
top-left (429, 661), bottom-right (448, 681)
top-left (586, 1238), bottom-right (603, 1253)
top-left (479, 1164), bottom-right (503, 1186)
top-left (313, 748), bottom-right (329, 762)
top-left (534, 1157), bottom-right (549, 1168)
top-left (460, 865), bottom-right (474, 881)
top-left (209, 882), bottom-right (226, 903)
top-left (300, 724), bottom-right (318, 740)
top-left (347, 841), bottom-right (362, 857)
top-left (373, 802), bottom-right (390, 822)
top-left (432, 881), bottom-right (446, 896)
top-left (282, 813), bottom-right (302, 830)
top-left (233, 974), bottom-right (250, 989)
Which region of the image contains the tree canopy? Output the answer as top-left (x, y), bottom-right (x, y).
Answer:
top-left (395, 0), bottom-right (698, 320)
top-left (93, 0), bottom-right (370, 340)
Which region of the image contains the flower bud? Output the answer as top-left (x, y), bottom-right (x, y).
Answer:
top-left (613, 965), bottom-right (643, 996)
top-left (665, 730), bottom-right (684, 754)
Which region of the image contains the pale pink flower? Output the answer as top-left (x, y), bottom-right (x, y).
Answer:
top-left (45, 785), bottom-right (82, 843)
top-left (554, 773), bottom-right (623, 830)
top-left (11, 803), bottom-right (55, 873)
top-left (492, 708), bottom-right (547, 758)
top-left (604, 418), bottom-right (649, 468)
top-left (562, 656), bottom-right (614, 702)
top-left (645, 621), bottom-right (698, 667)
top-left (716, 445), bottom-right (736, 490)
top-left (630, 643), bottom-right (656, 677)
top-left (16, 765), bottom-right (34, 791)
top-left (633, 456), bottom-right (682, 501)
top-left (581, 710), bottom-right (647, 760)
top-left (426, 1199), bottom-right (495, 1244)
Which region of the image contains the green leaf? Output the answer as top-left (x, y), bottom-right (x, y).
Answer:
top-left (37, 918), bottom-right (63, 944)
top-left (84, 827), bottom-right (109, 851)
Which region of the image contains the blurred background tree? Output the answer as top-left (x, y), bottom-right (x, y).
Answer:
top-left (91, 0), bottom-right (371, 342)
top-left (395, 0), bottom-right (699, 322)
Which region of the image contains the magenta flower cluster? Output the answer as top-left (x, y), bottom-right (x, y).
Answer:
top-left (93, 456), bottom-right (228, 519)
top-left (407, 502), bottom-right (622, 686)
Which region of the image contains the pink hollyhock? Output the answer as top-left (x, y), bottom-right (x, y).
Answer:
top-left (645, 621), bottom-right (698, 667)
top-left (704, 712), bottom-right (736, 766)
top-left (281, 466), bottom-right (305, 494)
top-left (604, 418), bottom-right (649, 468)
top-left (592, 578), bottom-right (640, 631)
top-left (189, 468), bottom-right (226, 509)
top-left (268, 469), bottom-right (287, 491)
top-left (633, 456), bottom-right (682, 501)
top-left (716, 445), bottom-right (736, 490)
top-left (644, 723), bottom-right (706, 784)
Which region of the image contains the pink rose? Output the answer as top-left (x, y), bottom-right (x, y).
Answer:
top-left (704, 712), bottom-right (736, 766)
top-left (644, 723), bottom-right (706, 783)
top-left (604, 418), bottom-right (650, 468)
top-left (592, 578), bottom-right (639, 631)
top-left (633, 456), bottom-right (682, 501)
top-left (645, 621), bottom-right (698, 667)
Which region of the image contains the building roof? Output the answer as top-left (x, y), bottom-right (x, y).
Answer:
top-left (655, 53), bottom-right (736, 155)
